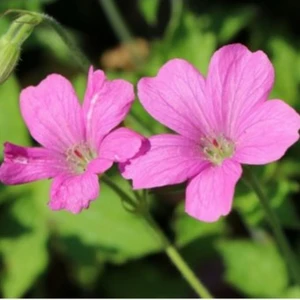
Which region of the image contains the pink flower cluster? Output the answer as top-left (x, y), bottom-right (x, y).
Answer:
top-left (1, 44), bottom-right (299, 222)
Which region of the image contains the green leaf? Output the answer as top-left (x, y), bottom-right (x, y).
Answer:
top-left (170, 13), bottom-right (216, 74)
top-left (218, 239), bottom-right (288, 297)
top-left (0, 0), bottom-right (53, 12)
top-left (235, 176), bottom-right (300, 229)
top-left (173, 202), bottom-right (225, 247)
top-left (138, 0), bottom-right (159, 25)
top-left (282, 286), bottom-right (300, 298)
top-left (101, 259), bottom-right (189, 298)
top-left (215, 6), bottom-right (256, 43)
top-left (51, 176), bottom-right (163, 263)
top-left (269, 37), bottom-right (300, 107)
top-left (72, 73), bottom-right (87, 102)
top-left (55, 234), bottom-right (105, 290)
top-left (0, 182), bottom-right (49, 297)
top-left (0, 76), bottom-right (30, 159)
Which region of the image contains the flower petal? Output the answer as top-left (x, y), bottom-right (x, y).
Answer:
top-left (82, 67), bottom-right (135, 151)
top-left (185, 159), bottom-right (242, 222)
top-left (99, 127), bottom-right (148, 163)
top-left (234, 99), bottom-right (300, 164)
top-left (122, 134), bottom-right (208, 189)
top-left (138, 59), bottom-right (215, 141)
top-left (206, 44), bottom-right (274, 138)
top-left (0, 143), bottom-right (65, 184)
top-left (49, 172), bottom-right (99, 213)
top-left (20, 74), bottom-right (85, 153)
top-left (87, 158), bottom-right (113, 174)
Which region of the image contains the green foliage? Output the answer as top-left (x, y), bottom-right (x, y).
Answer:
top-left (52, 176), bottom-right (163, 263)
top-left (0, 76), bottom-right (29, 158)
top-left (235, 174), bottom-right (300, 229)
top-left (218, 239), bottom-right (289, 297)
top-left (212, 6), bottom-right (256, 43)
top-left (173, 202), bottom-right (225, 247)
top-left (138, 0), bottom-right (159, 25)
top-left (282, 286), bottom-right (300, 298)
top-left (269, 37), bottom-right (300, 107)
top-left (0, 0), bottom-right (50, 12)
top-left (0, 182), bottom-right (49, 298)
top-left (1, 0), bottom-right (300, 297)
top-left (101, 259), bottom-right (189, 298)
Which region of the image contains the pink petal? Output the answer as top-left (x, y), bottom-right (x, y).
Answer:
top-left (234, 99), bottom-right (300, 164)
top-left (87, 157), bottom-right (113, 174)
top-left (82, 67), bottom-right (135, 151)
top-left (122, 134), bottom-right (208, 189)
top-left (99, 127), bottom-right (148, 163)
top-left (185, 159), bottom-right (242, 222)
top-left (206, 44), bottom-right (274, 138)
top-left (138, 59), bottom-right (215, 141)
top-left (20, 74), bottom-right (85, 153)
top-left (49, 171), bottom-right (99, 213)
top-left (0, 143), bottom-right (65, 184)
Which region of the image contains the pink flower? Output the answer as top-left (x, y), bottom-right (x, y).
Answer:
top-left (122, 44), bottom-right (300, 222)
top-left (0, 67), bottom-right (146, 213)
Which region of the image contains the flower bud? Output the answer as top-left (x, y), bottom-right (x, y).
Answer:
top-left (0, 38), bottom-right (20, 84)
top-left (0, 13), bottom-right (42, 84)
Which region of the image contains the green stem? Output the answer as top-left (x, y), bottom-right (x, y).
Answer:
top-left (3, 10), bottom-right (90, 72)
top-left (144, 213), bottom-right (213, 298)
top-left (164, 0), bottom-right (184, 42)
top-left (101, 175), bottom-right (137, 208)
top-left (98, 0), bottom-right (142, 66)
top-left (127, 110), bottom-right (154, 136)
top-left (243, 167), bottom-right (300, 285)
top-left (42, 14), bottom-right (90, 72)
top-left (98, 0), bottom-right (133, 43)
top-left (102, 175), bottom-right (213, 298)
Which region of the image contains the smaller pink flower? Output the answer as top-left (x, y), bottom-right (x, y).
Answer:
top-left (0, 67), bottom-right (146, 213)
top-left (122, 44), bottom-right (300, 222)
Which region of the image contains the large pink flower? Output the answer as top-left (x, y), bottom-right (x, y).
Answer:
top-left (122, 44), bottom-right (300, 222)
top-left (0, 67), bottom-right (146, 213)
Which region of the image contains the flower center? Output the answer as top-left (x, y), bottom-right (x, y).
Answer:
top-left (66, 143), bottom-right (96, 174)
top-left (201, 135), bottom-right (234, 166)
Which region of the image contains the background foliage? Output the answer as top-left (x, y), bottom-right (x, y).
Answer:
top-left (0, 0), bottom-right (300, 297)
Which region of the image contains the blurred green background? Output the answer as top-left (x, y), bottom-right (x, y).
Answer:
top-left (1, 0), bottom-right (300, 297)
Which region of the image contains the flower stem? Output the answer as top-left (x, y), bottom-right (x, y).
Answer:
top-left (98, 0), bottom-right (133, 43)
top-left (143, 212), bottom-right (213, 298)
top-left (101, 175), bottom-right (137, 209)
top-left (4, 10), bottom-right (91, 72)
top-left (42, 14), bottom-right (90, 72)
top-left (102, 175), bottom-right (213, 298)
top-left (243, 166), bottom-right (300, 285)
top-left (164, 0), bottom-right (184, 42)
top-left (98, 0), bottom-right (143, 66)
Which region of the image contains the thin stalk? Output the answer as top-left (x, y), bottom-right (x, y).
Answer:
top-left (144, 212), bottom-right (213, 298)
top-left (102, 175), bottom-right (213, 298)
top-left (164, 0), bottom-right (183, 42)
top-left (101, 174), bottom-right (137, 208)
top-left (127, 110), bottom-right (154, 136)
top-left (98, 0), bottom-right (142, 66)
top-left (243, 167), bottom-right (300, 285)
top-left (98, 0), bottom-right (132, 43)
top-left (42, 14), bottom-right (90, 72)
top-left (3, 10), bottom-right (90, 72)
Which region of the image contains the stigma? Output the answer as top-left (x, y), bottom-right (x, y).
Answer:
top-left (201, 135), bottom-right (235, 166)
top-left (66, 143), bottom-right (96, 173)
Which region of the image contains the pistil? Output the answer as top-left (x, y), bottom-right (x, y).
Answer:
top-left (201, 135), bottom-right (234, 166)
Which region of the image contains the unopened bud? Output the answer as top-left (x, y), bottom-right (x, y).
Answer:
top-left (0, 37), bottom-right (20, 83)
top-left (0, 13), bottom-right (42, 84)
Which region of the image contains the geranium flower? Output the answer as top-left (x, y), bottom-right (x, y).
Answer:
top-left (0, 67), bottom-right (146, 213)
top-left (122, 44), bottom-right (300, 222)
